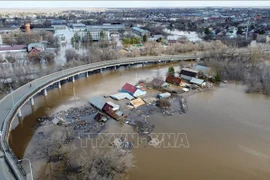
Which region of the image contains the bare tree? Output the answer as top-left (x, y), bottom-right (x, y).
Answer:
top-left (65, 148), bottom-right (134, 180)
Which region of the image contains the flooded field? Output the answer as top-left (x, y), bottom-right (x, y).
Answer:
top-left (8, 62), bottom-right (270, 180)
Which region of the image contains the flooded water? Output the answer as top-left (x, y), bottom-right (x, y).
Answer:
top-left (8, 62), bottom-right (270, 180)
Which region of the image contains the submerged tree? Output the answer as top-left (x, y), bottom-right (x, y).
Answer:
top-left (27, 125), bottom-right (134, 180)
top-left (168, 66), bottom-right (175, 77)
top-left (65, 148), bottom-right (134, 180)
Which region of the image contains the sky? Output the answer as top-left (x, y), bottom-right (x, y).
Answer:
top-left (1, 1), bottom-right (270, 8)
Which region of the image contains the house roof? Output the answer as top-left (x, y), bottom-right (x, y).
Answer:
top-left (132, 27), bottom-right (150, 33)
top-left (190, 77), bottom-right (205, 85)
top-left (110, 92), bottom-right (134, 100)
top-left (130, 98), bottom-right (146, 108)
top-left (180, 68), bottom-right (198, 78)
top-left (194, 65), bottom-right (211, 77)
top-left (106, 101), bottom-right (120, 111)
top-left (122, 83), bottom-right (138, 94)
top-left (89, 96), bottom-right (106, 110)
top-left (166, 75), bottom-right (181, 85)
top-left (151, 78), bottom-right (167, 87)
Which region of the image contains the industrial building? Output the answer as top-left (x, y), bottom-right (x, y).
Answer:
top-left (132, 27), bottom-right (150, 37)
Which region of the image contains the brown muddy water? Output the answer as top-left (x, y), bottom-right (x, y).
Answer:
top-left (8, 62), bottom-right (270, 180)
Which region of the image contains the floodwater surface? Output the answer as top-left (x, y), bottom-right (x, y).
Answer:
top-left (8, 62), bottom-right (270, 180)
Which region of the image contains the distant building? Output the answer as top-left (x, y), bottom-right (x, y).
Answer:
top-left (20, 23), bottom-right (55, 33)
top-left (71, 23), bottom-right (87, 30)
top-left (87, 29), bottom-right (110, 41)
top-left (87, 24), bottom-right (125, 32)
top-left (180, 68), bottom-right (198, 81)
top-left (132, 27), bottom-right (150, 37)
top-left (0, 45), bottom-right (27, 53)
top-left (149, 34), bottom-right (163, 41)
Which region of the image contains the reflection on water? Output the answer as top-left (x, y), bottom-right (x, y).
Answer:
top-left (9, 62), bottom-right (270, 180)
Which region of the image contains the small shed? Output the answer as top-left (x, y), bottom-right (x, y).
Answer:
top-left (157, 92), bottom-right (171, 99)
top-left (130, 98), bottom-right (146, 108)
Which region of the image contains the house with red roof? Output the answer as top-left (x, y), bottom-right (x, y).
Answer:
top-left (121, 83), bottom-right (146, 97)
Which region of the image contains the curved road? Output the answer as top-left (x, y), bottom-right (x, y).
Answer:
top-left (0, 54), bottom-right (199, 180)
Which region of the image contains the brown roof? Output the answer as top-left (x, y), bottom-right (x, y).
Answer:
top-left (151, 78), bottom-right (166, 87)
top-left (166, 75), bottom-right (181, 85)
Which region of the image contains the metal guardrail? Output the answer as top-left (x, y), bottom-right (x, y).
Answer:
top-left (0, 54), bottom-right (199, 180)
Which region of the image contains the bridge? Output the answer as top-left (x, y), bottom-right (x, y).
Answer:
top-left (0, 54), bottom-right (200, 179)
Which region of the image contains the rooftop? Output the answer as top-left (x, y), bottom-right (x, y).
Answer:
top-left (132, 27), bottom-right (150, 33)
top-left (122, 83), bottom-right (138, 94)
top-left (87, 24), bottom-right (125, 30)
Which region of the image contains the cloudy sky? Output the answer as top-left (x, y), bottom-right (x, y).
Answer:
top-left (1, 1), bottom-right (270, 8)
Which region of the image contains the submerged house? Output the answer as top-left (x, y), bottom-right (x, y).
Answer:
top-left (110, 92), bottom-right (134, 100)
top-left (94, 112), bottom-right (108, 122)
top-left (190, 77), bottom-right (206, 87)
top-left (89, 96), bottom-right (106, 111)
top-left (89, 96), bottom-right (123, 120)
top-left (151, 78), bottom-right (169, 88)
top-left (194, 65), bottom-right (212, 78)
top-left (121, 83), bottom-right (146, 97)
top-left (180, 68), bottom-right (198, 81)
top-left (166, 75), bottom-right (181, 86)
top-left (130, 98), bottom-right (146, 108)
